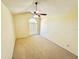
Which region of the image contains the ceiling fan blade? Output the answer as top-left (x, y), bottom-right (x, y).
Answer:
top-left (40, 13), bottom-right (47, 15)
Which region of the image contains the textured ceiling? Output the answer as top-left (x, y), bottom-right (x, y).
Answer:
top-left (2, 0), bottom-right (77, 14)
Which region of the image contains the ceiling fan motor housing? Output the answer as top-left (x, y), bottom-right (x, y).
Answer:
top-left (34, 11), bottom-right (36, 14)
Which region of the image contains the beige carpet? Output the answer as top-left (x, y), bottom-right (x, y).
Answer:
top-left (12, 35), bottom-right (77, 59)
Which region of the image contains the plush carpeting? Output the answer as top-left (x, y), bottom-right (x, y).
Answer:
top-left (12, 35), bottom-right (77, 59)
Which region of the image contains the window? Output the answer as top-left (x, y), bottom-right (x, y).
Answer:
top-left (29, 17), bottom-right (38, 35)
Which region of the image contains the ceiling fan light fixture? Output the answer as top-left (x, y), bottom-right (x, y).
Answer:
top-left (33, 14), bottom-right (39, 18)
top-left (36, 11), bottom-right (39, 13)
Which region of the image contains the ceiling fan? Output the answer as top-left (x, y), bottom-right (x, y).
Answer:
top-left (33, 1), bottom-right (47, 17)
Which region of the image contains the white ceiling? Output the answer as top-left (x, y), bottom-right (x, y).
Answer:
top-left (2, 0), bottom-right (77, 14)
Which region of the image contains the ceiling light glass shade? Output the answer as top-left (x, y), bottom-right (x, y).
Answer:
top-left (33, 14), bottom-right (39, 18)
top-left (36, 11), bottom-right (39, 13)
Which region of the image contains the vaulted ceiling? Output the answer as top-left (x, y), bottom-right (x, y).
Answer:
top-left (2, 0), bottom-right (77, 14)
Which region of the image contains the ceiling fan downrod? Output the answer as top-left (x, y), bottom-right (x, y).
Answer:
top-left (35, 2), bottom-right (38, 11)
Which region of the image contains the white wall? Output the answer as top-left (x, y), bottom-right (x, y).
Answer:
top-left (13, 13), bottom-right (32, 38)
top-left (41, 5), bottom-right (77, 55)
top-left (1, 2), bottom-right (15, 59)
